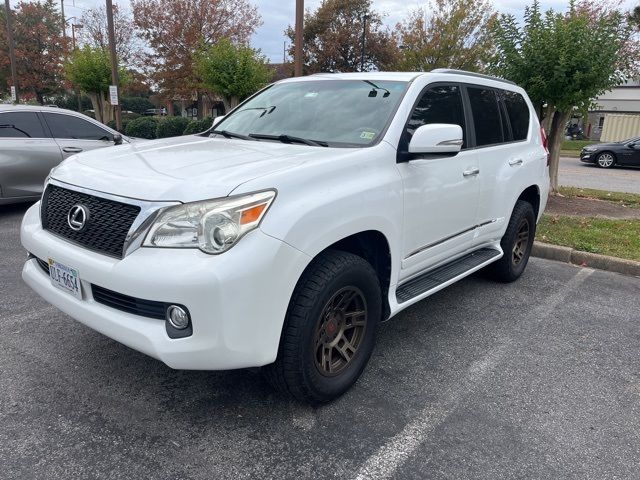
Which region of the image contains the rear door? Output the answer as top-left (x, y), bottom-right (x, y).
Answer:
top-left (42, 112), bottom-right (116, 159)
top-left (468, 86), bottom-right (535, 246)
top-left (0, 111), bottom-right (62, 199)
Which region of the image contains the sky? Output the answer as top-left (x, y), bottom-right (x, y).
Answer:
top-left (45, 0), bottom-right (639, 62)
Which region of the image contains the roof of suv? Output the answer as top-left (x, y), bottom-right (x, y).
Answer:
top-left (281, 69), bottom-right (517, 88)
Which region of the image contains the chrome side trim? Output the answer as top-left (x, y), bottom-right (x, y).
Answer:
top-left (404, 219), bottom-right (497, 260)
top-left (45, 178), bottom-right (180, 258)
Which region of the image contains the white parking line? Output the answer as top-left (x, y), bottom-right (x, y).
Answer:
top-left (353, 267), bottom-right (595, 480)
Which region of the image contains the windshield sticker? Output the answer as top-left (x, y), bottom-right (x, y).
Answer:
top-left (360, 131), bottom-right (375, 140)
top-left (304, 92), bottom-right (319, 98)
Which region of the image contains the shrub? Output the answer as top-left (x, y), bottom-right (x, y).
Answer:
top-left (125, 116), bottom-right (159, 139)
top-left (106, 112), bottom-right (141, 134)
top-left (121, 97), bottom-right (154, 115)
top-left (183, 117), bottom-right (214, 135)
top-left (156, 116), bottom-right (191, 138)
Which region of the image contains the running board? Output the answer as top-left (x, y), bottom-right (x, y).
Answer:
top-left (396, 247), bottom-right (501, 303)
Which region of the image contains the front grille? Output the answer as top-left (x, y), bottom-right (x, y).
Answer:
top-left (42, 185), bottom-right (141, 258)
top-left (92, 284), bottom-right (167, 320)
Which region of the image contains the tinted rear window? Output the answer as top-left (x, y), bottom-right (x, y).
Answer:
top-left (467, 87), bottom-right (504, 147)
top-left (503, 91), bottom-right (530, 141)
top-left (0, 112), bottom-right (47, 138)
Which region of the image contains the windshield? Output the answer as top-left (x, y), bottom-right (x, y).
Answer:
top-left (211, 79), bottom-right (408, 147)
top-left (623, 136), bottom-right (640, 144)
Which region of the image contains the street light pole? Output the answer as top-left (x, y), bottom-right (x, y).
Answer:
top-left (105, 0), bottom-right (121, 131)
top-left (4, 0), bottom-right (19, 103)
top-left (361, 14), bottom-right (370, 72)
top-left (294, 0), bottom-right (303, 77)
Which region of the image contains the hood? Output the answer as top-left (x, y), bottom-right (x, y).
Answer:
top-left (51, 135), bottom-right (321, 202)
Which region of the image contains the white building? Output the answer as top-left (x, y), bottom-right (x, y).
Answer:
top-left (586, 80), bottom-right (640, 141)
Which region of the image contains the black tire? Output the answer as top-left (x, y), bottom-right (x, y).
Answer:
top-left (595, 151), bottom-right (616, 168)
top-left (485, 200), bottom-right (536, 283)
top-left (263, 250), bottom-right (381, 405)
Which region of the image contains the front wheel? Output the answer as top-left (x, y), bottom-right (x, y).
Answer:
top-left (263, 250), bottom-right (381, 405)
top-left (485, 200), bottom-right (536, 283)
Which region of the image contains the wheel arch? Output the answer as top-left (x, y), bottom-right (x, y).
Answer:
top-left (516, 184), bottom-right (541, 219)
top-left (295, 230), bottom-right (393, 321)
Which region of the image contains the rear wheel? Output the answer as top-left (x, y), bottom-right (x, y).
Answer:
top-left (485, 200), bottom-right (536, 283)
top-left (596, 152), bottom-right (615, 168)
top-left (263, 250), bottom-right (381, 405)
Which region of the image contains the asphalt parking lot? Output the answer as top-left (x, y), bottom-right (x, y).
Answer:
top-left (559, 156), bottom-right (640, 193)
top-left (1, 203), bottom-right (639, 480)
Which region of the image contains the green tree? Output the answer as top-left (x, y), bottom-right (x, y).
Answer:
top-left (489, 0), bottom-right (639, 192)
top-left (629, 5), bottom-right (640, 30)
top-left (394, 0), bottom-right (497, 72)
top-left (195, 38), bottom-right (272, 111)
top-left (286, 0), bottom-right (396, 73)
top-left (65, 46), bottom-right (126, 124)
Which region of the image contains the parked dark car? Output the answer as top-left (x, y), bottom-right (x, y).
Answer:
top-left (580, 136), bottom-right (640, 168)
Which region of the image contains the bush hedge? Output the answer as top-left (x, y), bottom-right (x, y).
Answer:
top-left (183, 117), bottom-right (214, 135)
top-left (156, 116), bottom-right (191, 138)
top-left (125, 116), bottom-right (160, 139)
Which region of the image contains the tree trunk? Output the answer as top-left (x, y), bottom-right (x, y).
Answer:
top-left (541, 105), bottom-right (555, 134)
top-left (88, 93), bottom-right (102, 123)
top-left (547, 109), bottom-right (571, 193)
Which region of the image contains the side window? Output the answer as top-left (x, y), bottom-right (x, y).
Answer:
top-left (406, 85), bottom-right (467, 148)
top-left (467, 87), bottom-right (504, 147)
top-left (43, 113), bottom-right (113, 141)
top-left (0, 112), bottom-right (47, 138)
top-left (503, 90), bottom-right (530, 141)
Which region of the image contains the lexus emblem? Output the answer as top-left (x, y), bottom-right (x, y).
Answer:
top-left (67, 204), bottom-right (89, 231)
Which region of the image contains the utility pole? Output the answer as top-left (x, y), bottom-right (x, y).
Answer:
top-left (105, 0), bottom-right (121, 131)
top-left (361, 14), bottom-right (370, 72)
top-left (60, 0), bottom-right (66, 40)
top-left (294, 0), bottom-right (303, 77)
top-left (4, 0), bottom-right (19, 103)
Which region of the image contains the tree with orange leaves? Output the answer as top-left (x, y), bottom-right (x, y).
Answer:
top-left (0, 0), bottom-right (67, 103)
top-left (131, 0), bottom-right (262, 110)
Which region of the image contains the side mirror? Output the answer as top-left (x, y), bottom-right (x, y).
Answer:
top-left (408, 124), bottom-right (463, 155)
top-left (113, 133), bottom-right (123, 145)
top-left (212, 115), bottom-right (225, 127)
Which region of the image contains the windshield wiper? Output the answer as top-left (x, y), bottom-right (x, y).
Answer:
top-left (248, 133), bottom-right (328, 147)
top-left (210, 130), bottom-right (257, 141)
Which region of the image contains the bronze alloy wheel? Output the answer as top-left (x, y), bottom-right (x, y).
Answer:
top-left (512, 217), bottom-right (530, 266)
top-left (314, 286), bottom-right (367, 377)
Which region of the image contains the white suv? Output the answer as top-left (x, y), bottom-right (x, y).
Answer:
top-left (21, 70), bottom-right (549, 404)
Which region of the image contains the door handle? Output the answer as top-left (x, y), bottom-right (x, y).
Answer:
top-left (62, 147), bottom-right (83, 153)
top-left (463, 168), bottom-right (480, 177)
top-left (508, 158), bottom-right (524, 166)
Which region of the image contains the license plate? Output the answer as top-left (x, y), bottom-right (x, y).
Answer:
top-left (48, 258), bottom-right (82, 299)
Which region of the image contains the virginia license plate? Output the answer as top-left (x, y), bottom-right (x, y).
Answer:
top-left (48, 258), bottom-right (82, 299)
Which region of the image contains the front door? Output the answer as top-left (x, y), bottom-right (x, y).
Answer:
top-left (396, 84), bottom-right (480, 281)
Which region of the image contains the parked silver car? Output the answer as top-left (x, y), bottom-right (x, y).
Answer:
top-left (0, 105), bottom-right (131, 205)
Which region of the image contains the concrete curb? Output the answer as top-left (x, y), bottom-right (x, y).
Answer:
top-left (532, 241), bottom-right (640, 277)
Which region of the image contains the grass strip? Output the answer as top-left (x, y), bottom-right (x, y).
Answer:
top-left (537, 215), bottom-right (640, 261)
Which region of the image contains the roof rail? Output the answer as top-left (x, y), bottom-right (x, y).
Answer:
top-left (431, 69), bottom-right (517, 86)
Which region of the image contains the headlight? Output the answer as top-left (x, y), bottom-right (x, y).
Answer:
top-left (143, 190), bottom-right (276, 254)
top-left (583, 146), bottom-right (597, 152)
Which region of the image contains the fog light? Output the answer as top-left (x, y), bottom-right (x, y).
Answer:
top-left (166, 305), bottom-right (189, 330)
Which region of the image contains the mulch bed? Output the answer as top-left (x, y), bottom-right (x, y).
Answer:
top-left (545, 195), bottom-right (640, 220)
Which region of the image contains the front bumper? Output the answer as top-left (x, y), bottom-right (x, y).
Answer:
top-left (580, 152), bottom-right (596, 163)
top-left (21, 203), bottom-right (310, 370)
